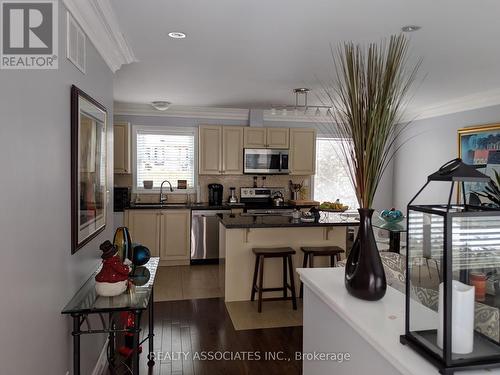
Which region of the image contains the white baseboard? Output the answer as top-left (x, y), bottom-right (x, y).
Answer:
top-left (92, 338), bottom-right (109, 375)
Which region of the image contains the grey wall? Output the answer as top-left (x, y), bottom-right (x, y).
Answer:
top-left (393, 105), bottom-right (500, 210)
top-left (0, 2), bottom-right (114, 374)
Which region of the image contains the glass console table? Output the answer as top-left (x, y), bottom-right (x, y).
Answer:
top-left (372, 212), bottom-right (407, 254)
top-left (61, 257), bottom-right (159, 375)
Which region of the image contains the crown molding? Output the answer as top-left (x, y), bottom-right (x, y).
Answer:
top-left (407, 88), bottom-right (500, 122)
top-left (63, 0), bottom-right (137, 73)
top-left (114, 102), bottom-right (250, 121)
top-left (114, 87), bottom-right (500, 124)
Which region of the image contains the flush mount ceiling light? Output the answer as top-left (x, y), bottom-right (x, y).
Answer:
top-left (168, 31), bottom-right (186, 39)
top-left (269, 88), bottom-right (332, 116)
top-left (151, 101), bottom-right (171, 111)
top-left (401, 25), bottom-right (421, 32)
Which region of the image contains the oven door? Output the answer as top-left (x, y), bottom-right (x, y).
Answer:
top-left (244, 149), bottom-right (289, 174)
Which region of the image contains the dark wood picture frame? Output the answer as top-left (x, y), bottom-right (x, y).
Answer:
top-left (71, 85), bottom-right (108, 253)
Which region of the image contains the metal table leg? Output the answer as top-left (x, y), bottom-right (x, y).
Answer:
top-left (132, 310), bottom-right (142, 375)
top-left (71, 314), bottom-right (81, 375)
top-left (108, 313), bottom-right (115, 368)
top-left (389, 231), bottom-right (401, 253)
top-left (147, 287), bottom-right (155, 367)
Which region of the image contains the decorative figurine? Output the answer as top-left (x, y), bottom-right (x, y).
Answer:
top-left (131, 244), bottom-right (151, 266)
top-left (95, 240), bottom-right (130, 297)
top-left (113, 227), bottom-right (133, 261)
top-left (380, 208), bottom-right (404, 223)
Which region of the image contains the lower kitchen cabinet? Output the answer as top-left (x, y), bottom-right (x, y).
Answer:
top-left (125, 209), bottom-right (191, 264)
top-left (125, 209), bottom-right (161, 257)
top-left (159, 209), bottom-right (191, 261)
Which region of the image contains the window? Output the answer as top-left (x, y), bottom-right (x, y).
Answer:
top-left (133, 126), bottom-right (197, 192)
top-left (313, 137), bottom-right (358, 209)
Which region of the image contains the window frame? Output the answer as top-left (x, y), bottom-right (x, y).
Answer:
top-left (131, 125), bottom-right (198, 194)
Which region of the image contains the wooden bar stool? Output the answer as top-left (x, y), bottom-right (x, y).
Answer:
top-left (250, 247), bottom-right (297, 313)
top-left (300, 246), bottom-right (345, 298)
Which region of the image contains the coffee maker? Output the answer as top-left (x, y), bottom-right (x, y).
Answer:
top-left (208, 183), bottom-right (223, 206)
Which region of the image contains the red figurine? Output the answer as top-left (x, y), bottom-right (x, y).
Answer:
top-left (95, 240), bottom-right (130, 296)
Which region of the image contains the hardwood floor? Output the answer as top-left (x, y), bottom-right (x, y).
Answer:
top-left (109, 298), bottom-right (303, 375)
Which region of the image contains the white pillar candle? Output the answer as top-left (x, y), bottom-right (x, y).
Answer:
top-left (437, 280), bottom-right (475, 354)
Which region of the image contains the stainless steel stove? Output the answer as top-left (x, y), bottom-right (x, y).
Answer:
top-left (240, 187), bottom-right (293, 215)
top-left (242, 208), bottom-right (294, 216)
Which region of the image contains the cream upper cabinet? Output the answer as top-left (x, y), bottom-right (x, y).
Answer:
top-left (243, 127), bottom-right (266, 148)
top-left (199, 125), bottom-right (222, 175)
top-left (114, 122), bottom-right (130, 173)
top-left (125, 210), bottom-right (160, 257)
top-left (222, 126), bottom-right (244, 174)
top-left (199, 125), bottom-right (243, 175)
top-left (289, 128), bottom-right (317, 175)
top-left (266, 128), bottom-right (289, 148)
top-left (160, 209), bottom-right (191, 261)
top-left (243, 127), bottom-right (289, 148)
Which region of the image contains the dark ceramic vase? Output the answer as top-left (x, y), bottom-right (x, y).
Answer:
top-left (345, 208), bottom-right (387, 301)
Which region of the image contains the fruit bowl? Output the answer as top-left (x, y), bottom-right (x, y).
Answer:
top-left (380, 208), bottom-right (404, 223)
top-left (319, 201), bottom-right (349, 212)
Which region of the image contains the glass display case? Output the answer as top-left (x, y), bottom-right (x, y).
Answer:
top-left (400, 159), bottom-right (500, 374)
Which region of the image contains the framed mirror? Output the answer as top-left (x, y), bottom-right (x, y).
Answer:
top-left (71, 85), bottom-right (107, 253)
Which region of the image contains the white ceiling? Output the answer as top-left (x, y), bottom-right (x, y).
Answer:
top-left (111, 0), bottom-right (500, 115)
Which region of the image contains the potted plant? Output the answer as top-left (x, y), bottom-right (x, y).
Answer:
top-left (474, 170), bottom-right (500, 207)
top-left (326, 35), bottom-right (420, 300)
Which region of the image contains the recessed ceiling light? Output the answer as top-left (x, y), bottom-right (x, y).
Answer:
top-left (151, 101), bottom-right (171, 111)
top-left (168, 32), bottom-right (186, 39)
top-left (401, 25), bottom-right (421, 33)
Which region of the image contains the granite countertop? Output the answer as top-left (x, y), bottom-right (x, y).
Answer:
top-left (125, 202), bottom-right (240, 210)
top-left (218, 212), bottom-right (359, 229)
top-left (124, 203), bottom-right (313, 211)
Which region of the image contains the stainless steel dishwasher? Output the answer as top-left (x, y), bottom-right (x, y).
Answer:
top-left (191, 209), bottom-right (230, 263)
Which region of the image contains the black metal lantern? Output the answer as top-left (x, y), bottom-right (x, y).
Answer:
top-left (400, 158), bottom-right (500, 374)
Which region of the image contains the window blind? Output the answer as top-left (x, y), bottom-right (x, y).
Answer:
top-left (135, 128), bottom-right (196, 190)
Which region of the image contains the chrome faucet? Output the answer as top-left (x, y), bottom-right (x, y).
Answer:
top-left (160, 180), bottom-right (174, 203)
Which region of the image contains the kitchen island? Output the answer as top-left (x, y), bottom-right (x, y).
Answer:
top-left (218, 213), bottom-right (358, 302)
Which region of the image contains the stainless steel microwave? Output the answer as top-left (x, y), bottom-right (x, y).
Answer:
top-left (244, 148), bottom-right (289, 174)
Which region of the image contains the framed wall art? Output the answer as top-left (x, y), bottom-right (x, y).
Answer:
top-left (458, 123), bottom-right (500, 207)
top-left (71, 85), bottom-right (108, 253)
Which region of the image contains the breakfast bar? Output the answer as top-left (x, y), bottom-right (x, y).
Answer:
top-left (218, 213), bottom-right (358, 302)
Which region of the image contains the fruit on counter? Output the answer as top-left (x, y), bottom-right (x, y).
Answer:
top-left (319, 199), bottom-right (349, 211)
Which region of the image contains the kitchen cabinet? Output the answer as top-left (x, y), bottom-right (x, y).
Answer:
top-left (289, 128), bottom-right (317, 175)
top-left (160, 209), bottom-right (191, 261)
top-left (125, 209), bottom-right (191, 263)
top-left (199, 125), bottom-right (222, 175)
top-left (243, 127), bottom-right (267, 148)
top-left (114, 122), bottom-right (130, 173)
top-left (199, 125), bottom-right (243, 175)
top-left (266, 128), bottom-right (289, 148)
top-left (125, 210), bottom-right (160, 257)
top-left (243, 127), bottom-right (289, 148)
top-left (222, 126), bottom-right (244, 174)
